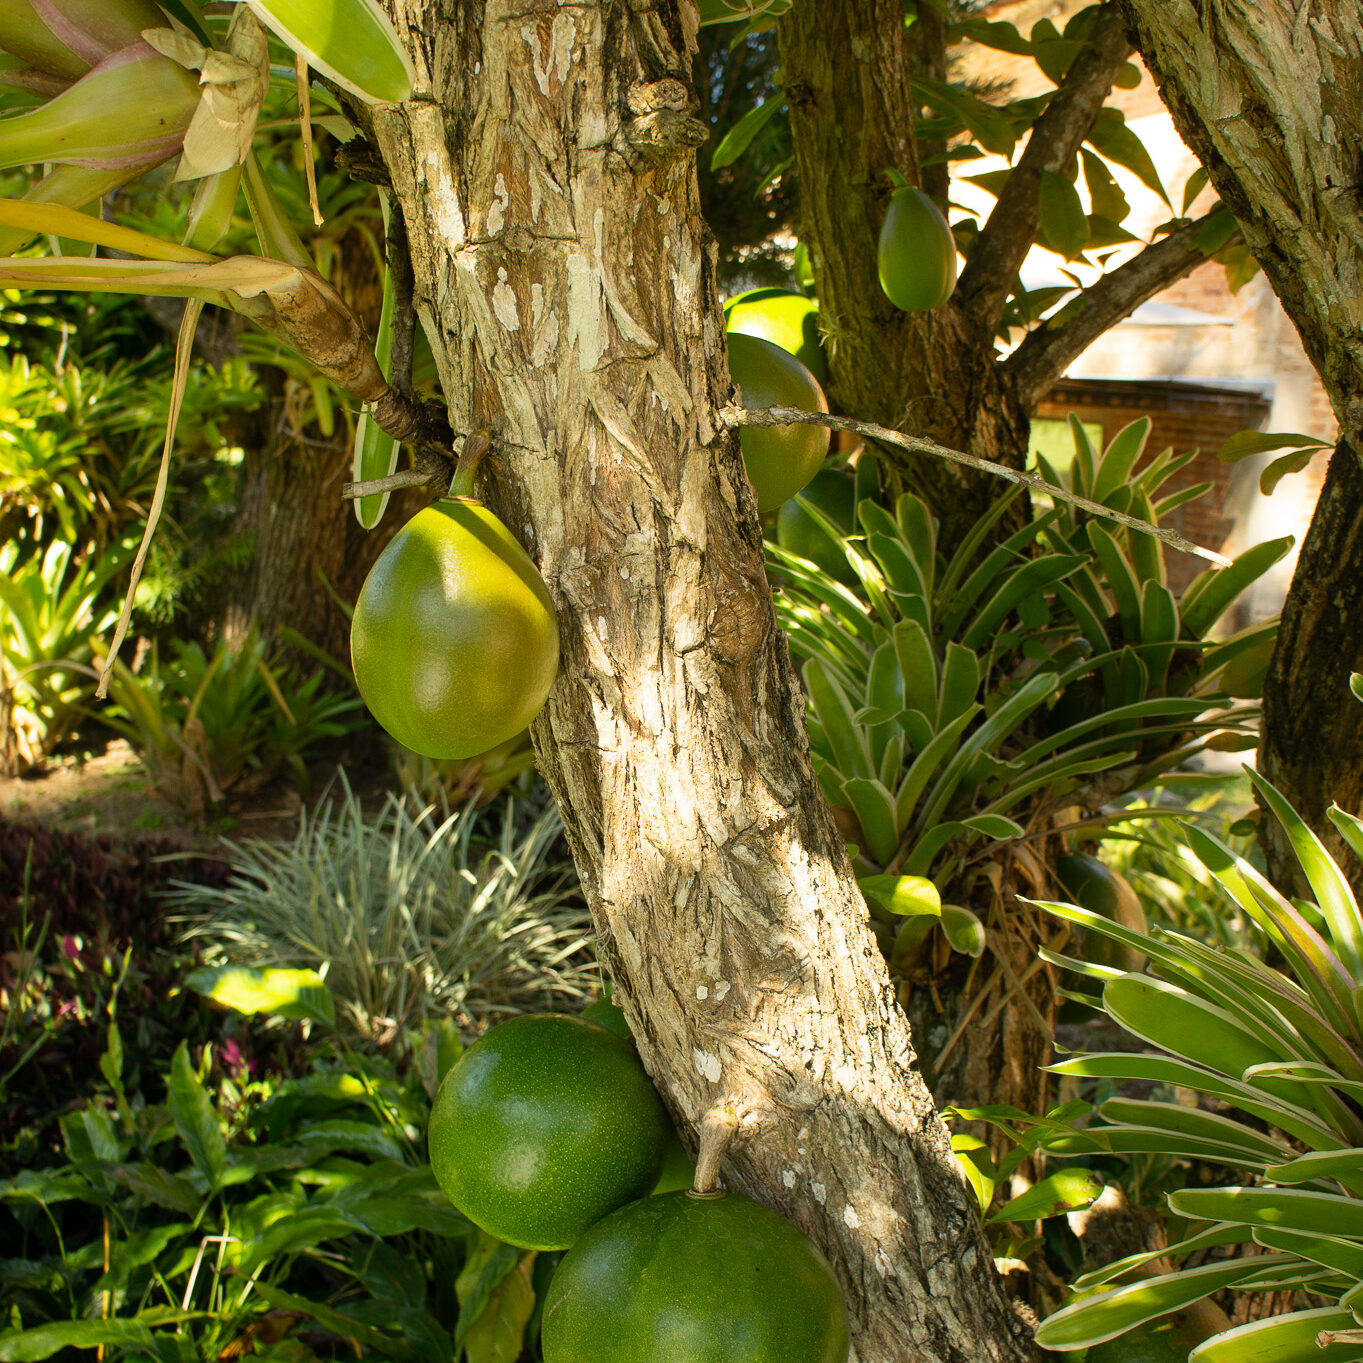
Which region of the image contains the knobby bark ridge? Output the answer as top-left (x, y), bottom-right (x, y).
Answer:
top-left (363, 3), bottom-right (1035, 1359)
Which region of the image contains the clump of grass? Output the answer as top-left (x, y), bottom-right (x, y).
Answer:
top-left (166, 776), bottom-right (595, 1046)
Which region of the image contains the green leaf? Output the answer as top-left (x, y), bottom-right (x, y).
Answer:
top-left (1086, 109), bottom-right (1170, 208)
top-left (1101, 975), bottom-right (1285, 1079)
top-left (1099, 1098), bottom-right (1291, 1163)
top-left (1264, 1147), bottom-right (1363, 1185)
top-left (1194, 202), bottom-right (1240, 253)
top-left (953, 18), bottom-right (1032, 56)
top-left (1091, 418), bottom-right (1152, 505)
top-left (1247, 768), bottom-right (1363, 978)
top-left (1253, 1228), bottom-right (1363, 1282)
top-left (1259, 448), bottom-right (1319, 495)
top-left (804, 658), bottom-right (873, 781)
top-left (988, 1168), bottom-right (1102, 1224)
top-left (0, 1321), bottom-right (155, 1362)
top-left (842, 779), bottom-right (899, 865)
top-left (1081, 149), bottom-right (1129, 225)
top-left (940, 904), bottom-right (987, 957)
top-left (1037, 171), bottom-right (1090, 260)
top-left (248, 1281), bottom-right (397, 1353)
top-left (1189, 1308), bottom-right (1363, 1362)
top-left (1217, 430), bottom-right (1331, 463)
top-left (950, 1132), bottom-right (996, 1212)
top-left (464, 1254), bottom-right (536, 1363)
top-left (710, 96), bottom-right (784, 171)
top-left (455, 1235), bottom-right (522, 1351)
top-left (1035, 1258), bottom-right (1291, 1350)
top-left (913, 78), bottom-right (1018, 158)
top-left (168, 1042), bottom-right (226, 1190)
top-left (185, 965), bottom-right (335, 1025)
top-left (858, 875), bottom-right (941, 919)
top-left (245, 0), bottom-right (416, 105)
top-left (1180, 537), bottom-right (1293, 638)
top-left (1182, 166), bottom-right (1210, 215)
top-left (1169, 1187), bottom-right (1363, 1240)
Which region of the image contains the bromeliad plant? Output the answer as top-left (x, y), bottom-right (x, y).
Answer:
top-left (1031, 767), bottom-right (1363, 1361)
top-left (768, 417), bottom-right (1288, 959)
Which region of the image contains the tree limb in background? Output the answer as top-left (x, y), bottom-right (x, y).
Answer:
top-left (1006, 214), bottom-right (1219, 409)
top-left (954, 4), bottom-right (1133, 334)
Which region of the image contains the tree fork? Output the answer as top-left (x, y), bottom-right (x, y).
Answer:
top-left (365, 2), bottom-right (1036, 1358)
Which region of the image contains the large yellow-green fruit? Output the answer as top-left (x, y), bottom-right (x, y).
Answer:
top-left (877, 186), bottom-right (958, 312)
top-left (726, 332), bottom-right (830, 513)
top-left (427, 1014), bottom-right (668, 1251)
top-left (724, 288), bottom-right (827, 383)
top-left (350, 499), bottom-right (559, 760)
top-left (542, 1190), bottom-right (851, 1363)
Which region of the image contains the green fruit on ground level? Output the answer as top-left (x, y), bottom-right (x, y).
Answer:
top-left (428, 1014), bottom-right (667, 1251)
top-left (542, 1190), bottom-right (851, 1363)
top-left (877, 185), bottom-right (958, 312)
top-left (726, 332), bottom-right (831, 513)
top-left (775, 466), bottom-right (859, 586)
top-left (724, 287), bottom-right (827, 383)
top-left (350, 499), bottom-right (559, 761)
top-left (1056, 852), bottom-right (1147, 974)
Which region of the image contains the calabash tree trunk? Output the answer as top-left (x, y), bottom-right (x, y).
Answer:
top-left (364, 3), bottom-right (1034, 1359)
top-left (1119, 0), bottom-right (1363, 894)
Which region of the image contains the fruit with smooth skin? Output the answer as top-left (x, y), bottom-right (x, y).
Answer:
top-left (877, 185), bottom-right (958, 312)
top-left (775, 466), bottom-right (858, 586)
top-left (350, 499), bottom-right (559, 761)
top-left (427, 1014), bottom-right (668, 1251)
top-left (1057, 852), bottom-right (1147, 973)
top-left (726, 332), bottom-right (830, 514)
top-left (724, 287), bottom-right (827, 382)
top-left (542, 1190), bottom-right (851, 1363)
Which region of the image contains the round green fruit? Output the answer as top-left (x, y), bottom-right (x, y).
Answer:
top-left (726, 332), bottom-right (831, 514)
top-left (427, 1014), bottom-right (668, 1250)
top-left (724, 288), bottom-right (827, 382)
top-left (775, 466), bottom-right (858, 586)
top-left (1056, 853), bottom-right (1147, 974)
top-left (877, 186), bottom-right (958, 312)
top-left (542, 1190), bottom-right (851, 1363)
top-left (350, 500), bottom-right (558, 761)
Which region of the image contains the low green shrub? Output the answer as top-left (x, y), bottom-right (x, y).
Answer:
top-left (166, 784), bottom-right (596, 1048)
top-left (99, 628), bottom-right (364, 814)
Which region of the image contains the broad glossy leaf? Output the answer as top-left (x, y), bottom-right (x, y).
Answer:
top-left (710, 95), bottom-right (783, 170)
top-left (1169, 1186), bottom-right (1363, 1240)
top-left (1035, 1258), bottom-right (1285, 1350)
top-left (1248, 768), bottom-right (1363, 979)
top-left (987, 1168), bottom-right (1102, 1224)
top-left (168, 1042), bottom-right (226, 1189)
top-left (246, 0), bottom-right (415, 104)
top-left (859, 874), bottom-right (941, 919)
top-left (941, 904), bottom-right (987, 957)
top-left (185, 965), bottom-right (334, 1025)
top-left (1037, 170), bottom-right (1089, 260)
top-left (0, 1321), bottom-right (155, 1362)
top-left (843, 777), bottom-right (900, 865)
top-left (1189, 1308), bottom-right (1362, 1362)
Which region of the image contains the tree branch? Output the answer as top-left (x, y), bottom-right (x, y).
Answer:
top-left (953, 4), bottom-right (1133, 333)
top-left (1005, 214), bottom-right (1222, 409)
top-left (719, 404), bottom-right (1231, 565)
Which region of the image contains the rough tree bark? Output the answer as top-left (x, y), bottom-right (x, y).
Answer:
top-left (364, 3), bottom-right (1035, 1359)
top-left (1119, 0), bottom-right (1363, 894)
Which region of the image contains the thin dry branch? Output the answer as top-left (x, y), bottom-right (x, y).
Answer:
top-left (719, 403), bottom-right (1232, 566)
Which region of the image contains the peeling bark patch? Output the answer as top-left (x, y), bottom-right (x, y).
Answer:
top-left (492, 267), bottom-right (520, 331)
top-left (693, 1048), bottom-right (722, 1083)
top-left (812, 1182), bottom-right (827, 1205)
top-left (843, 1203), bottom-right (861, 1229)
top-left (696, 984), bottom-right (709, 1000)
top-left (488, 172), bottom-right (510, 233)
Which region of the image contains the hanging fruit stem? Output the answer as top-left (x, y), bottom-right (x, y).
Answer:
top-left (689, 1101), bottom-right (741, 1199)
top-left (447, 428), bottom-right (492, 499)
